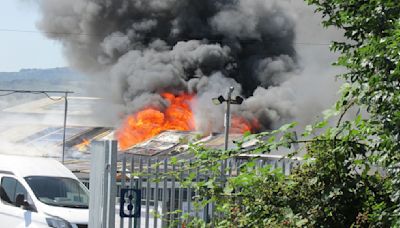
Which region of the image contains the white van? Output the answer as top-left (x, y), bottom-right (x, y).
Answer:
top-left (0, 154), bottom-right (89, 228)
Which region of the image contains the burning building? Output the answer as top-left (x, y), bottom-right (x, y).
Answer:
top-left (0, 95), bottom-right (256, 159)
top-left (36, 0), bottom-right (307, 149)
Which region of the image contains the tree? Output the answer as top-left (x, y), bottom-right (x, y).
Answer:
top-left (307, 0), bottom-right (400, 224)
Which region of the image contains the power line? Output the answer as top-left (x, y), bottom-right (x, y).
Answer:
top-left (0, 89), bottom-right (72, 100)
top-left (0, 91), bottom-right (17, 97)
top-left (0, 89), bottom-right (73, 94)
top-left (0, 28), bottom-right (332, 46)
top-left (0, 28), bottom-right (95, 37)
top-left (0, 91), bottom-right (67, 100)
top-left (39, 92), bottom-right (65, 101)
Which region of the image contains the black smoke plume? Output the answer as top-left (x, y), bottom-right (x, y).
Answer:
top-left (37, 0), bottom-right (301, 133)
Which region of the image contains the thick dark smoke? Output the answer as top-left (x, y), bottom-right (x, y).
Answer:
top-left (37, 0), bottom-right (303, 133)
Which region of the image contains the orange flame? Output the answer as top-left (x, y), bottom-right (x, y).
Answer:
top-left (231, 116), bottom-right (260, 134)
top-left (116, 93), bottom-right (195, 150)
top-left (75, 139), bottom-right (90, 152)
top-left (116, 92), bottom-right (260, 151)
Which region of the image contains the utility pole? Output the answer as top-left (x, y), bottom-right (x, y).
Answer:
top-left (62, 92), bottom-right (69, 164)
top-left (0, 89), bottom-right (73, 163)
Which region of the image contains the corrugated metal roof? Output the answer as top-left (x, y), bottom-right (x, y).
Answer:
top-left (123, 131), bottom-right (200, 156)
top-left (118, 130), bottom-right (251, 156)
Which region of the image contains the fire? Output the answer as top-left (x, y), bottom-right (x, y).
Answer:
top-left (116, 93), bottom-right (195, 150)
top-left (75, 139), bottom-right (90, 152)
top-left (231, 116), bottom-right (260, 134)
top-left (116, 92), bottom-right (260, 151)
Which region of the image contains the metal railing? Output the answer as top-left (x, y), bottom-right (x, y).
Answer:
top-left (117, 153), bottom-right (301, 228)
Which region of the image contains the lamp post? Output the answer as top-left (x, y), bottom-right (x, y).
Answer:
top-left (212, 87), bottom-right (244, 150)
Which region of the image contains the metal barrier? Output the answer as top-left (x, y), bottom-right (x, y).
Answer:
top-left (117, 153), bottom-right (300, 228)
top-left (89, 141), bottom-right (118, 228)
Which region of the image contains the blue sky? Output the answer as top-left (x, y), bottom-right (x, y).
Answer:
top-left (0, 0), bottom-right (65, 72)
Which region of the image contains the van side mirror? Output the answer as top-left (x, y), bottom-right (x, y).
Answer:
top-left (15, 194), bottom-right (37, 212)
top-left (22, 202), bottom-right (37, 212)
top-left (15, 194), bottom-right (25, 207)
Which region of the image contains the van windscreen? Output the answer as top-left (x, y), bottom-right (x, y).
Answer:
top-left (25, 176), bottom-right (89, 209)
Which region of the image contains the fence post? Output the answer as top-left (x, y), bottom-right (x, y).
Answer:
top-left (89, 140), bottom-right (118, 228)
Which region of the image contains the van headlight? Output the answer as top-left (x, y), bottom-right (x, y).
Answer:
top-left (46, 216), bottom-right (72, 228)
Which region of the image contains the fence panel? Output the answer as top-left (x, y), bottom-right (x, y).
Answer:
top-left (117, 154), bottom-right (300, 228)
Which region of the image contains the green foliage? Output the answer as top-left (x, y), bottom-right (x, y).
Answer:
top-left (306, 0), bottom-right (400, 224)
top-left (138, 120), bottom-right (393, 227)
top-left (205, 125), bottom-right (393, 227)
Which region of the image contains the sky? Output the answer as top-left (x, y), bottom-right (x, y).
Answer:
top-left (0, 0), bottom-right (65, 72)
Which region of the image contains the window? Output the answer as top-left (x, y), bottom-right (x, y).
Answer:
top-left (0, 185), bottom-right (11, 204)
top-left (25, 176), bottom-right (89, 209)
top-left (0, 177), bottom-right (34, 210)
top-left (1, 177), bottom-right (17, 204)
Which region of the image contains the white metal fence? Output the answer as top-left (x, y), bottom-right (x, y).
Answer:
top-left (117, 153), bottom-right (300, 228)
top-left (88, 140), bottom-right (301, 228)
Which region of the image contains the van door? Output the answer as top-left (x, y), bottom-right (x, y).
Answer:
top-left (0, 176), bottom-right (48, 228)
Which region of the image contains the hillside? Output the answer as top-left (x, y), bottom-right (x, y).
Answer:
top-left (0, 67), bottom-right (89, 109)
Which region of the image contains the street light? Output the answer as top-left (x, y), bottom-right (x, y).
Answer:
top-left (212, 87), bottom-right (243, 150)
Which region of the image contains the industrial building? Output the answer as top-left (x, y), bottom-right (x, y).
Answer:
top-left (0, 96), bottom-right (275, 178)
